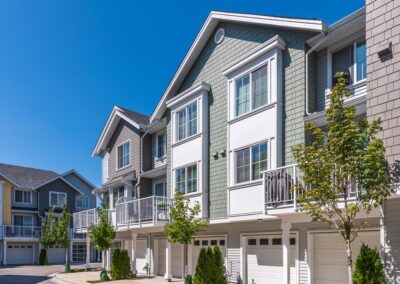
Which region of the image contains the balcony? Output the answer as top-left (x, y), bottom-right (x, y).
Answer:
top-left (73, 208), bottom-right (115, 233)
top-left (2, 225), bottom-right (42, 239)
top-left (115, 196), bottom-right (169, 229)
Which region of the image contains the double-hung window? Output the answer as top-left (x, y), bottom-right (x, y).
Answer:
top-left (235, 142), bottom-right (268, 184)
top-left (117, 141), bottom-right (130, 169)
top-left (76, 195), bottom-right (89, 210)
top-left (175, 164), bottom-right (197, 194)
top-left (14, 189), bottom-right (31, 203)
top-left (177, 102), bottom-right (197, 141)
top-left (157, 133), bottom-right (166, 158)
top-left (50, 192), bottom-right (67, 207)
top-left (235, 65), bottom-right (268, 117)
top-left (332, 39), bottom-right (366, 85)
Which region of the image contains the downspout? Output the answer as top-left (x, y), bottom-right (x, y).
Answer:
top-left (305, 30), bottom-right (329, 116)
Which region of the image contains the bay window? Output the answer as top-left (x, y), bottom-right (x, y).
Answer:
top-left (177, 102), bottom-right (198, 141)
top-left (175, 164), bottom-right (198, 194)
top-left (235, 142), bottom-right (268, 184)
top-left (235, 65), bottom-right (268, 117)
top-left (117, 141), bottom-right (130, 169)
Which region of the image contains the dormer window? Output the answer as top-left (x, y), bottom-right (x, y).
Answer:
top-left (235, 65), bottom-right (268, 117)
top-left (117, 141), bottom-right (130, 169)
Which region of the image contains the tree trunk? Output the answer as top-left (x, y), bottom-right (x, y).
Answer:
top-left (346, 240), bottom-right (353, 284)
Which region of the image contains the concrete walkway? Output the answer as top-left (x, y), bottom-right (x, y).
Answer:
top-left (54, 271), bottom-right (184, 284)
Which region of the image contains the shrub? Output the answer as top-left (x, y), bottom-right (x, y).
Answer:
top-left (110, 249), bottom-right (131, 279)
top-left (353, 243), bottom-right (386, 284)
top-left (100, 269), bottom-right (110, 282)
top-left (39, 248), bottom-right (47, 265)
top-left (64, 264), bottom-right (71, 273)
top-left (193, 246), bottom-right (227, 284)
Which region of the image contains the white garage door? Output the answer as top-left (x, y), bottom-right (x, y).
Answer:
top-left (156, 239), bottom-right (183, 278)
top-left (7, 243), bottom-right (34, 265)
top-left (192, 237), bottom-right (226, 274)
top-left (48, 245), bottom-right (66, 264)
top-left (246, 234), bottom-right (296, 284)
top-left (313, 230), bottom-right (379, 283)
top-left (136, 239), bottom-right (148, 275)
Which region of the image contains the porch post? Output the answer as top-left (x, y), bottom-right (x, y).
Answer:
top-left (86, 235), bottom-right (91, 270)
top-left (3, 240), bottom-right (7, 265)
top-left (131, 233), bottom-right (137, 276)
top-left (187, 243), bottom-right (193, 276)
top-left (106, 249), bottom-right (111, 271)
top-left (282, 221), bottom-right (292, 284)
top-left (164, 241), bottom-right (172, 281)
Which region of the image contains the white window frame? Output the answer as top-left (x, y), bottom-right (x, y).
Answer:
top-left (116, 140), bottom-right (131, 170)
top-left (234, 64), bottom-right (269, 118)
top-left (174, 162), bottom-right (198, 195)
top-left (233, 140), bottom-right (270, 185)
top-left (153, 180), bottom-right (167, 197)
top-left (75, 195), bottom-right (90, 210)
top-left (14, 189), bottom-right (32, 204)
top-left (49, 191), bottom-right (67, 207)
top-left (13, 214), bottom-right (33, 227)
top-left (175, 101), bottom-right (198, 142)
top-left (156, 132), bottom-right (167, 158)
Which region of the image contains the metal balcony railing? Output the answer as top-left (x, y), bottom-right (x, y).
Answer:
top-left (72, 208), bottom-right (115, 231)
top-left (3, 225), bottom-right (42, 239)
top-left (116, 196), bottom-right (169, 228)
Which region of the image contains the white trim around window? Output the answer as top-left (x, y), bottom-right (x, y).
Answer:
top-left (153, 180), bottom-right (167, 197)
top-left (75, 195), bottom-right (90, 210)
top-left (116, 139), bottom-right (131, 170)
top-left (155, 131), bottom-right (167, 159)
top-left (173, 162), bottom-right (199, 195)
top-left (14, 189), bottom-right (32, 204)
top-left (49, 191), bottom-right (67, 207)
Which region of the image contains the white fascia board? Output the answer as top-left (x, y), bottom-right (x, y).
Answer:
top-left (92, 106), bottom-right (141, 157)
top-left (150, 11), bottom-right (325, 123)
top-left (222, 35), bottom-right (286, 76)
top-left (166, 82), bottom-right (211, 108)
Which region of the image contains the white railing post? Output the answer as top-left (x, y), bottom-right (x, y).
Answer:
top-left (138, 198), bottom-right (141, 228)
top-left (293, 165), bottom-right (297, 211)
top-left (153, 197), bottom-right (156, 225)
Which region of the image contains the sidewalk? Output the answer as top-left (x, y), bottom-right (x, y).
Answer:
top-left (52, 270), bottom-right (184, 284)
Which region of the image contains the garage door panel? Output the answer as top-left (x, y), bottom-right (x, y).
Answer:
top-left (157, 239), bottom-right (166, 276)
top-left (192, 237), bottom-right (226, 275)
top-left (314, 231), bottom-right (379, 284)
top-left (48, 246), bottom-right (66, 264)
top-left (7, 243), bottom-right (34, 265)
top-left (136, 239), bottom-right (148, 275)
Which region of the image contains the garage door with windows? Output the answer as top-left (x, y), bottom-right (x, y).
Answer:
top-left (7, 243), bottom-right (34, 265)
top-left (192, 236), bottom-right (226, 274)
top-left (245, 234), bottom-right (296, 284)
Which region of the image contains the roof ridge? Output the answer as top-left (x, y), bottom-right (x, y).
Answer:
top-left (0, 162), bottom-right (58, 175)
top-left (116, 105), bottom-right (150, 118)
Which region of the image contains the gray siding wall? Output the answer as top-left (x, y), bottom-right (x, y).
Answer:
top-left (11, 189), bottom-right (38, 209)
top-left (366, 0), bottom-right (400, 280)
top-left (315, 48), bottom-right (328, 112)
top-left (107, 120), bottom-right (142, 180)
top-left (63, 172), bottom-right (96, 209)
top-left (142, 134), bottom-right (153, 172)
top-left (168, 22), bottom-right (316, 218)
top-left (37, 179), bottom-right (78, 214)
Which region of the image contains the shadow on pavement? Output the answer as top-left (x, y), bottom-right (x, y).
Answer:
top-left (0, 274), bottom-right (50, 284)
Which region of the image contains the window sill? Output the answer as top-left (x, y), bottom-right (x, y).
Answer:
top-left (228, 180), bottom-right (263, 191)
top-left (116, 164), bottom-right (131, 172)
top-left (228, 102), bottom-right (277, 125)
top-left (172, 132), bottom-right (202, 147)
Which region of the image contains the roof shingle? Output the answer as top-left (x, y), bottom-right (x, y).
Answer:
top-left (117, 106), bottom-right (149, 125)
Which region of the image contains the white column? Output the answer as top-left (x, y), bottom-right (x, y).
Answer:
top-left (102, 250), bottom-right (105, 269)
top-left (131, 233), bottom-right (137, 276)
top-left (0, 181), bottom-right (4, 226)
top-left (106, 249), bottom-right (111, 271)
top-left (164, 241), bottom-right (172, 281)
top-left (3, 240), bottom-right (7, 265)
top-left (86, 235), bottom-right (91, 270)
top-left (282, 221), bottom-right (292, 284)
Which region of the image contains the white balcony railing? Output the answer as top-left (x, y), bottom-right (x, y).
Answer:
top-left (154, 156), bottom-right (167, 168)
top-left (2, 225), bottom-right (42, 239)
top-left (72, 208), bottom-right (115, 232)
top-left (116, 196), bottom-right (169, 228)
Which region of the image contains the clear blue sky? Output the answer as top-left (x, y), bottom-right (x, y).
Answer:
top-left (0, 0), bottom-right (364, 187)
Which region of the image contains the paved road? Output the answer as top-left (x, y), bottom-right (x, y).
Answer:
top-left (0, 265), bottom-right (64, 284)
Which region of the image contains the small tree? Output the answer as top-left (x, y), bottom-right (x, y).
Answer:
top-left (39, 207), bottom-right (56, 265)
top-left (292, 72), bottom-right (391, 284)
top-left (193, 248), bottom-right (209, 284)
top-left (164, 192), bottom-right (208, 279)
top-left (353, 244), bottom-right (386, 284)
top-left (88, 207), bottom-right (116, 277)
top-left (193, 246), bottom-right (227, 284)
top-left (110, 248), bottom-right (132, 279)
top-left (213, 246), bottom-right (227, 284)
top-left (55, 204), bottom-right (71, 272)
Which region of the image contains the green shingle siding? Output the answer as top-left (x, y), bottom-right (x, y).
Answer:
top-left (168, 22), bottom-right (316, 219)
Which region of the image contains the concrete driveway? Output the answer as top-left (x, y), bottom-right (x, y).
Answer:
top-left (0, 265), bottom-right (64, 284)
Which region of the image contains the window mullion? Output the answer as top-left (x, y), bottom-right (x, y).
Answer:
top-left (250, 72), bottom-right (253, 112)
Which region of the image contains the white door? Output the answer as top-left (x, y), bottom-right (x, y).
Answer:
top-left (7, 243), bottom-right (34, 265)
top-left (47, 245), bottom-right (66, 264)
top-left (313, 230), bottom-right (379, 283)
top-left (156, 239), bottom-right (183, 278)
top-left (136, 239), bottom-right (148, 275)
top-left (246, 234), bottom-right (296, 284)
top-left (192, 237), bottom-right (226, 274)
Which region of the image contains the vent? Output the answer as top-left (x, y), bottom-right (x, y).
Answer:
top-left (214, 28), bottom-right (225, 44)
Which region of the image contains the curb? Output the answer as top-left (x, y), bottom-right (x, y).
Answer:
top-left (48, 273), bottom-right (75, 284)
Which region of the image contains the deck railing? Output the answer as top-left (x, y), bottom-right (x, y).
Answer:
top-left (116, 196), bottom-right (169, 228)
top-left (2, 225), bottom-right (42, 239)
top-left (72, 208), bottom-right (115, 231)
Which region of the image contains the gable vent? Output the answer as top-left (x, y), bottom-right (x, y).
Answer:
top-left (214, 28), bottom-right (225, 44)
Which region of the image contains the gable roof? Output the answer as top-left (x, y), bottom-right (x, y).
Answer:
top-left (92, 105), bottom-right (150, 157)
top-left (62, 169), bottom-right (97, 189)
top-left (0, 163), bottom-right (58, 189)
top-left (32, 175), bottom-right (84, 194)
top-left (150, 11), bottom-right (327, 122)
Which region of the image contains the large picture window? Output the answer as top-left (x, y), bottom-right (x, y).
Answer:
top-left (14, 215), bottom-right (33, 227)
top-left (117, 141), bottom-right (130, 169)
top-left (235, 65), bottom-right (268, 117)
top-left (14, 190), bottom-right (31, 204)
top-left (49, 192), bottom-right (67, 207)
top-left (175, 164), bottom-right (198, 194)
top-left (177, 102), bottom-right (197, 141)
top-left (235, 142), bottom-right (268, 184)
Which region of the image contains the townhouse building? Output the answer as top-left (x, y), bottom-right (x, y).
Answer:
top-left (0, 163), bottom-right (97, 265)
top-left (74, 2), bottom-right (400, 283)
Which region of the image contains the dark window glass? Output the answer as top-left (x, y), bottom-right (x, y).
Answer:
top-left (219, 240), bottom-right (225, 246)
top-left (272, 238), bottom-right (282, 245)
top-left (202, 240), bottom-right (208, 246)
top-left (211, 240), bottom-right (218, 246)
top-left (332, 44), bottom-right (353, 85)
top-left (194, 240), bottom-right (200, 246)
top-left (248, 239), bottom-right (257, 245)
top-left (290, 238), bottom-right (296, 245)
top-left (260, 239), bottom-right (268, 245)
